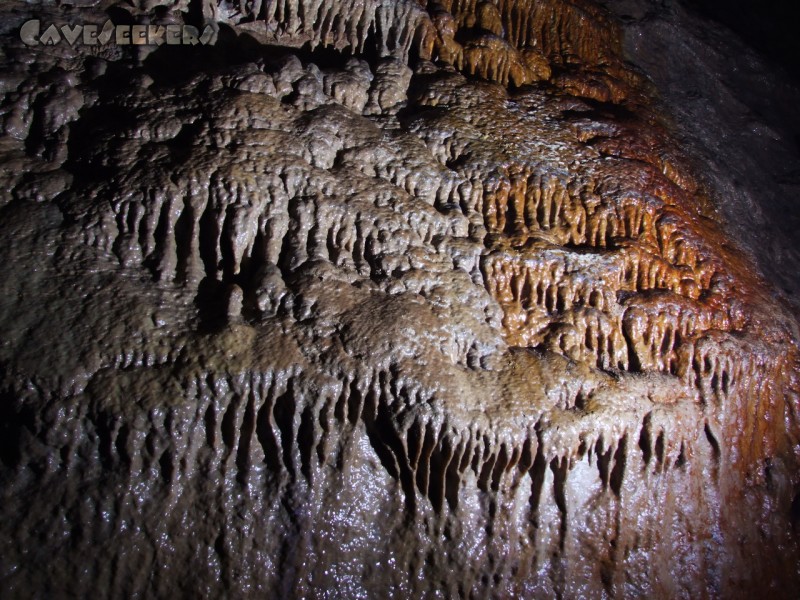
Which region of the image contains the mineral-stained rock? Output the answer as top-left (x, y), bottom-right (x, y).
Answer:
top-left (1, 0), bottom-right (799, 598)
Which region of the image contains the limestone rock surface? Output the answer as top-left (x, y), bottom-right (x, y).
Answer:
top-left (1, 0), bottom-right (799, 598)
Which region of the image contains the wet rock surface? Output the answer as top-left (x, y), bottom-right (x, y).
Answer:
top-left (1, 0), bottom-right (799, 598)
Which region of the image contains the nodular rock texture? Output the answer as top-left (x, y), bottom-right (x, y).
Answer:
top-left (1, 0), bottom-right (800, 597)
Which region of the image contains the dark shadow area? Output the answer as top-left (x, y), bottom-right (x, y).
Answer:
top-left (684, 0), bottom-right (800, 81)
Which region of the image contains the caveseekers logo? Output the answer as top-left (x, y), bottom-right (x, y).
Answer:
top-left (20, 19), bottom-right (217, 47)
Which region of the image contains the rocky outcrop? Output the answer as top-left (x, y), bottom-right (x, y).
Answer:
top-left (1, 0), bottom-right (799, 598)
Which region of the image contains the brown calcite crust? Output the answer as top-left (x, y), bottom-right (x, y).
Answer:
top-left (1, 0), bottom-right (799, 598)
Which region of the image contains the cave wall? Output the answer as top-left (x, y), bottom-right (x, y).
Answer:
top-left (1, 0), bottom-right (799, 597)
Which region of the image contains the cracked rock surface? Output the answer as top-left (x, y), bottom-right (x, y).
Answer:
top-left (1, 0), bottom-right (800, 597)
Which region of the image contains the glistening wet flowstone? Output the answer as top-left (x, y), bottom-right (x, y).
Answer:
top-left (1, 0), bottom-right (799, 597)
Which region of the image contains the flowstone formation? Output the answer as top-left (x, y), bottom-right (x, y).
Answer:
top-left (1, 0), bottom-right (800, 597)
